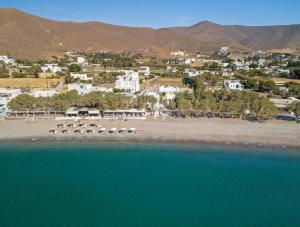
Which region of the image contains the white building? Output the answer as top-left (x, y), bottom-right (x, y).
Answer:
top-left (41, 64), bottom-right (62, 73)
top-left (222, 63), bottom-right (230, 68)
top-left (184, 58), bottom-right (196, 65)
top-left (138, 66), bottom-right (150, 76)
top-left (0, 88), bottom-right (21, 114)
top-left (171, 51), bottom-right (185, 56)
top-left (218, 47), bottom-right (229, 56)
top-left (115, 70), bottom-right (140, 93)
top-left (223, 80), bottom-right (244, 91)
top-left (185, 69), bottom-right (199, 78)
top-left (70, 73), bottom-right (93, 82)
top-left (77, 57), bottom-right (86, 64)
top-left (270, 98), bottom-right (296, 109)
top-left (30, 89), bottom-right (57, 98)
top-left (68, 83), bottom-right (112, 95)
top-left (0, 55), bottom-right (15, 65)
top-left (143, 91), bottom-right (160, 109)
top-left (199, 70), bottom-right (217, 75)
top-left (275, 69), bottom-right (290, 75)
top-left (159, 86), bottom-right (180, 100)
top-left (222, 69), bottom-right (234, 77)
top-left (166, 66), bottom-right (178, 73)
top-left (258, 59), bottom-right (266, 67)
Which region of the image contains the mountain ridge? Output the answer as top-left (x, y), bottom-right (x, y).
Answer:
top-left (1, 8), bottom-right (300, 59)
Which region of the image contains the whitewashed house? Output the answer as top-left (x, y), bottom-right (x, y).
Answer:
top-left (115, 70), bottom-right (140, 93)
top-left (185, 69), bottom-right (199, 78)
top-left (0, 88), bottom-right (21, 115)
top-left (275, 69), bottom-right (290, 75)
top-left (199, 70), bottom-right (217, 75)
top-left (68, 83), bottom-right (112, 95)
top-left (138, 66), bottom-right (150, 76)
top-left (159, 86), bottom-right (180, 100)
top-left (171, 51), bottom-right (185, 56)
top-left (143, 91), bottom-right (160, 109)
top-left (222, 63), bottom-right (230, 68)
top-left (68, 84), bottom-right (93, 95)
top-left (30, 89), bottom-right (57, 98)
top-left (0, 55), bottom-right (15, 65)
top-left (223, 80), bottom-right (244, 91)
top-left (258, 59), bottom-right (266, 67)
top-left (41, 64), bottom-right (62, 73)
top-left (166, 66), bottom-right (178, 73)
top-left (70, 73), bottom-right (93, 82)
top-left (77, 57), bottom-right (86, 64)
top-left (270, 98), bottom-right (296, 109)
top-left (222, 68), bottom-right (234, 77)
top-left (184, 58), bottom-right (196, 65)
top-left (218, 47), bottom-right (229, 56)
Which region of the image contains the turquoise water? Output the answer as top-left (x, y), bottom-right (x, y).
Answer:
top-left (0, 141), bottom-right (300, 227)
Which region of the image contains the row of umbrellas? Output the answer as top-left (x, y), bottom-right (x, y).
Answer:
top-left (49, 127), bottom-right (136, 134)
top-left (57, 123), bottom-right (100, 128)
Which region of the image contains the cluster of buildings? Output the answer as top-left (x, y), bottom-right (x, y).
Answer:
top-left (0, 55), bottom-right (15, 65)
top-left (41, 64), bottom-right (62, 73)
top-left (1, 49), bottom-right (300, 119)
top-left (67, 83), bottom-right (113, 95)
top-left (0, 88), bottom-right (21, 115)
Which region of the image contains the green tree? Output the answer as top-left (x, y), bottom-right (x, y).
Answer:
top-left (0, 62), bottom-right (9, 78)
top-left (8, 94), bottom-right (36, 110)
top-left (68, 64), bottom-right (81, 73)
top-left (288, 101), bottom-right (300, 116)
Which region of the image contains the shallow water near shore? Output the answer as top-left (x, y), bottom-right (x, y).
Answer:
top-left (0, 141), bottom-right (300, 227)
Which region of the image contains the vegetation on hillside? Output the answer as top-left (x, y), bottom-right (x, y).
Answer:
top-left (86, 53), bottom-right (138, 68)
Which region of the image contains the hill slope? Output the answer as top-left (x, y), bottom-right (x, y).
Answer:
top-left (0, 8), bottom-right (300, 58)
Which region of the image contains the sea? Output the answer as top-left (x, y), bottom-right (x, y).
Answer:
top-left (0, 141), bottom-right (300, 227)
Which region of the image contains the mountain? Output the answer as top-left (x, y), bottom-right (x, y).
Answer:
top-left (0, 8), bottom-right (300, 59)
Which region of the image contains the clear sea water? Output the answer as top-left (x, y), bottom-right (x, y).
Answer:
top-left (0, 141), bottom-right (300, 227)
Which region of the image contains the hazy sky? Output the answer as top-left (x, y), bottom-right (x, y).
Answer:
top-left (1, 0), bottom-right (299, 28)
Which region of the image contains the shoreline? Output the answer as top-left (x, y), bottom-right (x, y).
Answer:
top-left (1, 136), bottom-right (299, 151)
top-left (0, 118), bottom-right (299, 150)
top-left (0, 117), bottom-right (299, 151)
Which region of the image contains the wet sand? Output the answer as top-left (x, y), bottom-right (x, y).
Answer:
top-left (0, 117), bottom-right (299, 149)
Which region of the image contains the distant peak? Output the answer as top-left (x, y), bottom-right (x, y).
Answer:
top-left (190, 20), bottom-right (219, 28)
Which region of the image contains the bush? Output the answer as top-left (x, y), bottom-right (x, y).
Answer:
top-left (68, 64), bottom-right (81, 73)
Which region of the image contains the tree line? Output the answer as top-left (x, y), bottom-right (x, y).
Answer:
top-left (8, 91), bottom-right (157, 111)
top-left (171, 77), bottom-right (278, 120)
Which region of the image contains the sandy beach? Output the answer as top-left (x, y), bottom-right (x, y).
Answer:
top-left (0, 117), bottom-right (299, 149)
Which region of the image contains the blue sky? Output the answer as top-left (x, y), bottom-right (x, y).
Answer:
top-left (0, 0), bottom-right (299, 28)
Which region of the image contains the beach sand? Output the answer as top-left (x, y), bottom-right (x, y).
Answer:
top-left (0, 117), bottom-right (299, 148)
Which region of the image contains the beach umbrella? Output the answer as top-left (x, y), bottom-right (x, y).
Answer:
top-left (119, 128), bottom-right (127, 133)
top-left (128, 128), bottom-right (136, 133)
top-left (49, 129), bottom-right (57, 134)
top-left (109, 128), bottom-right (117, 133)
top-left (98, 128), bottom-right (106, 133)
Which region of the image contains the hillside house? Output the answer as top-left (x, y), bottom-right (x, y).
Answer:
top-left (0, 88), bottom-right (21, 115)
top-left (223, 80), bottom-right (244, 91)
top-left (41, 64), bottom-right (62, 73)
top-left (115, 70), bottom-right (140, 93)
top-left (159, 85), bottom-right (180, 100)
top-left (0, 55), bottom-right (15, 65)
top-left (138, 66), bottom-right (150, 76)
top-left (30, 89), bottom-right (57, 98)
top-left (70, 73), bottom-right (93, 82)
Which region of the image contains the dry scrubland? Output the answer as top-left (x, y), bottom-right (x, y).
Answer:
top-left (2, 8), bottom-right (300, 59)
top-left (142, 78), bottom-right (186, 89)
top-left (0, 78), bottom-right (63, 88)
